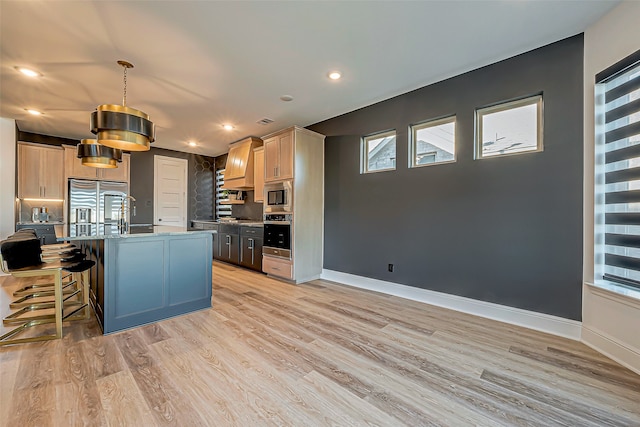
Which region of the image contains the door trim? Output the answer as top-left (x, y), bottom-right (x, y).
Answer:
top-left (153, 155), bottom-right (188, 227)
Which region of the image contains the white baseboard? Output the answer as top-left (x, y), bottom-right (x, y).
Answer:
top-left (582, 326), bottom-right (640, 376)
top-left (320, 269), bottom-right (582, 340)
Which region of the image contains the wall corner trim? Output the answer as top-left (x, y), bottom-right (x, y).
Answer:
top-left (320, 269), bottom-right (582, 341)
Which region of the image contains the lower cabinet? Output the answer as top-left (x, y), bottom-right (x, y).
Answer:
top-left (192, 221), bottom-right (219, 260)
top-left (240, 227), bottom-right (263, 272)
top-left (191, 221), bottom-right (263, 272)
top-left (218, 224), bottom-right (240, 264)
top-left (16, 223), bottom-right (58, 245)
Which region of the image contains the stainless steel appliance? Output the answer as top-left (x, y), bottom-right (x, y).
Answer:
top-left (264, 180), bottom-right (292, 213)
top-left (263, 213), bottom-right (292, 259)
top-left (68, 179), bottom-right (129, 236)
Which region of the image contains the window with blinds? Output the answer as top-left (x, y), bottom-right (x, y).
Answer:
top-left (215, 169), bottom-right (232, 219)
top-left (597, 51), bottom-right (640, 289)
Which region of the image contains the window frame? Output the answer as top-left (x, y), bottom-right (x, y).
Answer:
top-left (409, 115), bottom-right (457, 169)
top-left (475, 94), bottom-right (544, 160)
top-left (361, 129), bottom-right (397, 174)
top-left (595, 50), bottom-right (640, 290)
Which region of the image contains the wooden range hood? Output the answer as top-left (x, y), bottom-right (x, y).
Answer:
top-left (222, 137), bottom-right (263, 190)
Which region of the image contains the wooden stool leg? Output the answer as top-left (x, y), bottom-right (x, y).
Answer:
top-left (54, 271), bottom-right (63, 339)
top-left (82, 270), bottom-right (90, 319)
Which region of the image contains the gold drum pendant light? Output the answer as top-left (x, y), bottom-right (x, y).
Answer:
top-left (91, 60), bottom-right (155, 151)
top-left (77, 139), bottom-right (123, 168)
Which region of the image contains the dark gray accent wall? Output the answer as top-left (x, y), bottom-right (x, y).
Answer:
top-left (129, 147), bottom-right (215, 224)
top-left (308, 35), bottom-right (584, 321)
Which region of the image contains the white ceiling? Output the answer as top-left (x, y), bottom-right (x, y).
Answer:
top-left (0, 1), bottom-right (618, 157)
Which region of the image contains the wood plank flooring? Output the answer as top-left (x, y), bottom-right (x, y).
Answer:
top-left (1, 262), bottom-right (639, 426)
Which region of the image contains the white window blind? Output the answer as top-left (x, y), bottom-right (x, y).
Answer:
top-left (216, 169), bottom-right (232, 219)
top-left (597, 51), bottom-right (640, 288)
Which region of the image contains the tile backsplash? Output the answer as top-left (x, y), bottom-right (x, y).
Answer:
top-left (18, 200), bottom-right (64, 223)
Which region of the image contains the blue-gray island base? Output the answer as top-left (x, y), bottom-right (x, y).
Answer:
top-left (64, 226), bottom-right (213, 334)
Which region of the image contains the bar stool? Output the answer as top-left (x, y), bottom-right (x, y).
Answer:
top-left (8, 230), bottom-right (78, 295)
top-left (0, 236), bottom-right (93, 346)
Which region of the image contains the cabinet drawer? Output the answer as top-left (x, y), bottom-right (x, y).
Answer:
top-left (17, 224), bottom-right (55, 234)
top-left (203, 223), bottom-right (219, 231)
top-left (262, 256), bottom-right (292, 280)
top-left (241, 226), bottom-right (263, 238)
top-left (191, 222), bottom-right (205, 229)
top-left (219, 224), bottom-right (239, 234)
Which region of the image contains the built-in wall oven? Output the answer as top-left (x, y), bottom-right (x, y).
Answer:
top-left (263, 213), bottom-right (292, 259)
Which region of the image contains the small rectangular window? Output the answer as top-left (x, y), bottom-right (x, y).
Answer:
top-left (476, 95), bottom-right (543, 159)
top-left (362, 130), bottom-right (396, 173)
top-left (410, 116), bottom-right (456, 168)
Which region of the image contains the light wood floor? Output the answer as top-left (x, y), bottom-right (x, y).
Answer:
top-left (1, 262), bottom-right (639, 426)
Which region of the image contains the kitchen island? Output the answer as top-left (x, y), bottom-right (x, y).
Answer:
top-left (63, 225), bottom-right (214, 334)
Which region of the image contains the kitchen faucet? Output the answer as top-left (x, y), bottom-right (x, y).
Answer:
top-left (118, 196), bottom-right (137, 233)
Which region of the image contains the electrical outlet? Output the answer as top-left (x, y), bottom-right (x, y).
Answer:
top-left (388, 263), bottom-right (394, 272)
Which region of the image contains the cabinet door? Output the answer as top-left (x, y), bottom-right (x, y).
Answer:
top-left (251, 237), bottom-right (263, 271)
top-left (220, 233), bottom-right (240, 264)
top-left (253, 148), bottom-right (265, 202)
top-left (277, 132), bottom-right (294, 180)
top-left (240, 236), bottom-right (263, 271)
top-left (64, 146), bottom-right (98, 179)
top-left (100, 153), bottom-right (130, 182)
top-left (212, 233), bottom-right (221, 259)
top-left (18, 144), bottom-right (44, 198)
top-left (264, 137), bottom-right (279, 182)
top-left (41, 148), bottom-right (63, 198)
top-left (240, 236), bottom-right (252, 268)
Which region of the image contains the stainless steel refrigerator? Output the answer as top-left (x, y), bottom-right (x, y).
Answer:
top-left (68, 179), bottom-right (129, 237)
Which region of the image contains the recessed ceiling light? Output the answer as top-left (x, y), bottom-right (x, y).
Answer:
top-left (25, 109), bottom-right (43, 116)
top-left (223, 124), bottom-right (234, 131)
top-left (328, 71), bottom-right (342, 80)
top-left (15, 66), bottom-right (42, 77)
top-left (188, 141), bottom-right (197, 147)
top-left (280, 95), bottom-right (294, 102)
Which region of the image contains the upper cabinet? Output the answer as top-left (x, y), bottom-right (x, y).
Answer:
top-left (253, 146), bottom-right (265, 202)
top-left (264, 131), bottom-right (293, 183)
top-left (63, 145), bottom-right (130, 182)
top-left (17, 143), bottom-right (64, 199)
top-left (223, 137), bottom-right (263, 190)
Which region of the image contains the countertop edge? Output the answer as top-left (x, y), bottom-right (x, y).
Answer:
top-left (61, 228), bottom-right (216, 241)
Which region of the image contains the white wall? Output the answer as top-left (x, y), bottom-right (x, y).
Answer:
top-left (0, 118), bottom-right (16, 275)
top-left (583, 1), bottom-right (640, 375)
top-left (0, 118), bottom-right (16, 238)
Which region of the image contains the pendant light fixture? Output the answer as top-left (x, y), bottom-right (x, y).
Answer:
top-left (77, 139), bottom-right (123, 168)
top-left (90, 60), bottom-right (155, 151)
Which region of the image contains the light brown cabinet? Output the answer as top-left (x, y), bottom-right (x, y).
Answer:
top-left (253, 146), bottom-right (265, 202)
top-left (63, 145), bottom-right (130, 182)
top-left (260, 126), bottom-right (325, 284)
top-left (264, 131), bottom-right (293, 183)
top-left (17, 143), bottom-right (64, 199)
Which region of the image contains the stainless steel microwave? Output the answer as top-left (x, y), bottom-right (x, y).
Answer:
top-left (264, 180), bottom-right (292, 212)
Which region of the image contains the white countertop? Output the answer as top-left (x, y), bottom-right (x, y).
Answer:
top-left (62, 225), bottom-right (215, 241)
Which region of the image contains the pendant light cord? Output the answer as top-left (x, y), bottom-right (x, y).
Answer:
top-left (122, 65), bottom-right (127, 107)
